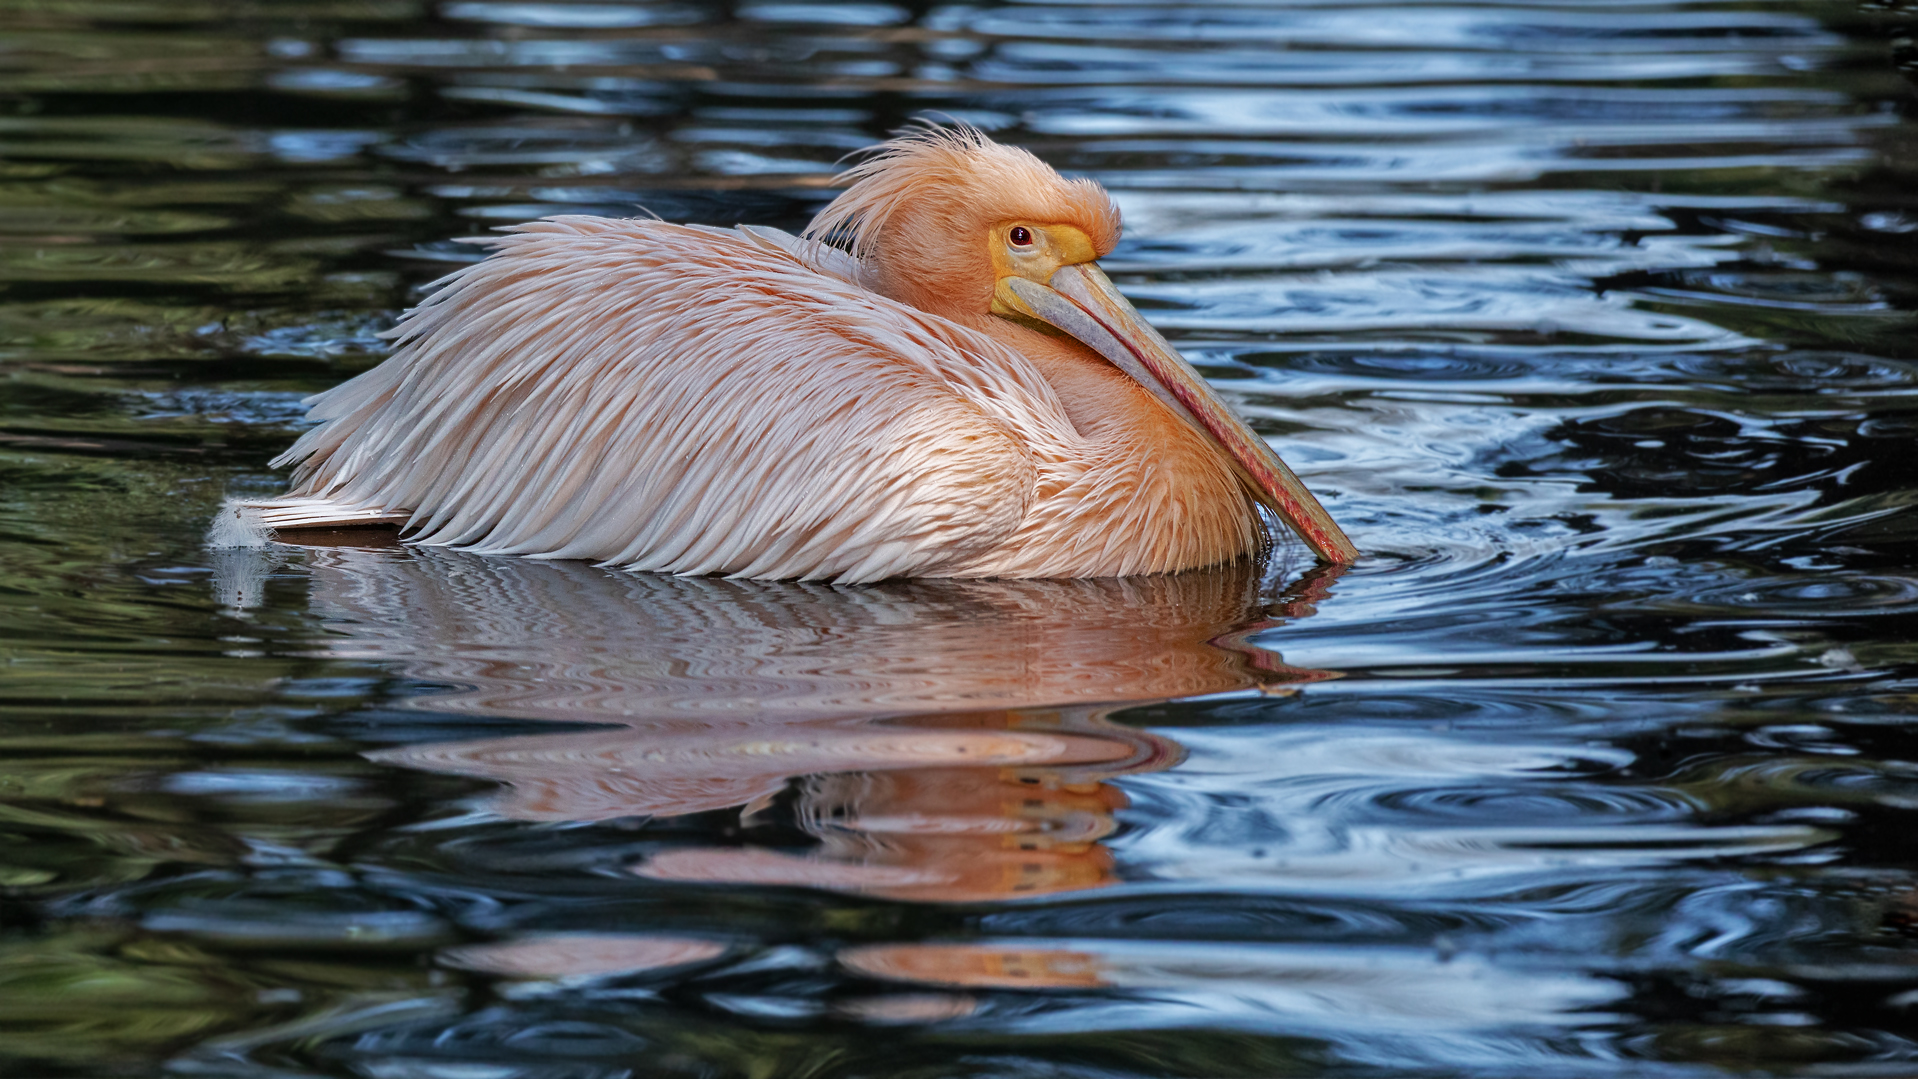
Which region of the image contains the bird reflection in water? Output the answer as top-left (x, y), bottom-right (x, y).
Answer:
top-left (285, 541), bottom-right (1338, 909)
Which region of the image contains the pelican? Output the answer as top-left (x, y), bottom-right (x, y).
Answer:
top-left (252, 125), bottom-right (1357, 582)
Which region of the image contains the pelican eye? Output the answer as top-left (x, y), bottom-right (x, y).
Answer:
top-left (1008, 226), bottom-right (1034, 248)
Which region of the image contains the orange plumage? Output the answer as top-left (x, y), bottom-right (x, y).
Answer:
top-left (251, 125), bottom-right (1354, 581)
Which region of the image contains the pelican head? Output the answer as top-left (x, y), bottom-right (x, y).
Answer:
top-left (805, 126), bottom-right (1357, 564)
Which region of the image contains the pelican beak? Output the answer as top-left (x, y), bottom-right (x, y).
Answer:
top-left (994, 262), bottom-right (1358, 564)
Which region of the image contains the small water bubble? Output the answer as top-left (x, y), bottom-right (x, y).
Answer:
top-left (1861, 211), bottom-right (1918, 234)
top-left (1815, 648), bottom-right (1862, 673)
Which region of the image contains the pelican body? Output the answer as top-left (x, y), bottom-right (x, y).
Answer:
top-left (258, 127), bottom-right (1356, 582)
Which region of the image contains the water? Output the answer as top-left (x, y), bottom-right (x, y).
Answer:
top-left (2, 0), bottom-right (1917, 1074)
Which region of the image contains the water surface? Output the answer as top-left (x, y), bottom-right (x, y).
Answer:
top-left (3, 0), bottom-right (1918, 1075)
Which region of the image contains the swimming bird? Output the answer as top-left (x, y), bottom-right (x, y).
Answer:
top-left (252, 125), bottom-right (1356, 582)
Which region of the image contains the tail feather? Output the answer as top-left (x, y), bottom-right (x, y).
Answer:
top-left (243, 497), bottom-right (412, 534)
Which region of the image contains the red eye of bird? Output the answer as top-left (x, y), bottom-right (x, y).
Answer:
top-left (1008, 226), bottom-right (1033, 247)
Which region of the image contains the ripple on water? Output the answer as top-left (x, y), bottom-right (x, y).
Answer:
top-left (440, 934), bottom-right (731, 981)
top-left (112, 887), bottom-right (457, 951)
top-left (1681, 756), bottom-right (1918, 812)
top-left (1366, 784), bottom-right (1702, 824)
top-left (1110, 726), bottom-right (1833, 895)
top-left (1240, 348), bottom-right (1539, 382)
top-left (1634, 575), bottom-right (1918, 618)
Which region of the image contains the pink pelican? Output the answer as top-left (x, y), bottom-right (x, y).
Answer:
top-left (253, 126), bottom-right (1357, 581)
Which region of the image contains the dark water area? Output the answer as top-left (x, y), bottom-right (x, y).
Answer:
top-left (3, 0), bottom-right (1918, 1075)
